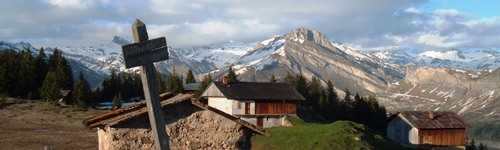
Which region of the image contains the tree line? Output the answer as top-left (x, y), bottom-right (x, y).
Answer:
top-left (93, 67), bottom-right (201, 108)
top-left (0, 48), bottom-right (94, 107)
top-left (284, 73), bottom-right (387, 132)
top-left (0, 47), bottom-right (201, 109)
top-left (225, 67), bottom-right (387, 133)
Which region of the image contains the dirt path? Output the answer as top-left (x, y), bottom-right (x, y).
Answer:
top-left (0, 98), bottom-right (105, 150)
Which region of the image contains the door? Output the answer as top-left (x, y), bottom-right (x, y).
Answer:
top-left (257, 117), bottom-right (263, 127)
top-left (245, 102), bottom-right (250, 114)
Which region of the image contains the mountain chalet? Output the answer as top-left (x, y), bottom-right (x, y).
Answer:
top-left (387, 111), bottom-right (467, 147)
top-left (201, 77), bottom-right (305, 128)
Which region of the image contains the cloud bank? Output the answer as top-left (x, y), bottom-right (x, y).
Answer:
top-left (1, 0), bottom-right (500, 50)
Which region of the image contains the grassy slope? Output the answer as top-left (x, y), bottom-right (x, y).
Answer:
top-left (252, 117), bottom-right (410, 150)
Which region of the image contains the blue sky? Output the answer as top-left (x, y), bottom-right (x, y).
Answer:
top-left (1, 0), bottom-right (500, 50)
top-left (427, 0), bottom-right (500, 17)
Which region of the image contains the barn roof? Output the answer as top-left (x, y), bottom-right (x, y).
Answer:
top-left (393, 111), bottom-right (467, 129)
top-left (203, 82), bottom-right (305, 101)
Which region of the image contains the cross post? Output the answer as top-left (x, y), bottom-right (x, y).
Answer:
top-left (121, 19), bottom-right (169, 150)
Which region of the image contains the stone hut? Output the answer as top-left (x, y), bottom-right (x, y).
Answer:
top-left (83, 93), bottom-right (264, 150)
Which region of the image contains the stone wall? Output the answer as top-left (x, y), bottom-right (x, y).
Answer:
top-left (98, 101), bottom-right (252, 150)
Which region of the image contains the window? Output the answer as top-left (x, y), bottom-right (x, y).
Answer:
top-left (237, 101), bottom-right (241, 109)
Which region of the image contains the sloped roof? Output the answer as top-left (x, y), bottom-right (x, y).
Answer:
top-left (206, 82), bottom-right (305, 101)
top-left (83, 93), bottom-right (187, 128)
top-left (394, 111), bottom-right (467, 129)
top-left (83, 92), bottom-right (265, 135)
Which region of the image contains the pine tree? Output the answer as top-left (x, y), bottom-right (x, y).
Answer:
top-left (185, 69), bottom-right (196, 84)
top-left (73, 73), bottom-right (91, 108)
top-left (318, 89), bottom-right (328, 119)
top-left (295, 74), bottom-right (308, 98)
top-left (270, 74), bottom-right (277, 83)
top-left (343, 89), bottom-right (353, 104)
top-left (48, 49), bottom-right (73, 91)
top-left (101, 70), bottom-right (119, 100)
top-left (4, 50), bottom-right (19, 96)
top-left (112, 93), bottom-right (122, 109)
top-left (308, 77), bottom-right (322, 111)
top-left (34, 47), bottom-right (48, 98)
top-left (467, 139), bottom-right (477, 150)
top-left (284, 72), bottom-right (295, 85)
top-left (325, 80), bottom-right (338, 121)
top-left (60, 56), bottom-right (74, 90)
top-left (14, 49), bottom-right (36, 98)
top-left (197, 74), bottom-right (213, 96)
top-left (157, 71), bottom-right (168, 93)
top-left (478, 143), bottom-right (487, 150)
top-left (167, 68), bottom-right (184, 94)
top-left (0, 69), bottom-right (6, 95)
top-left (227, 65), bottom-right (239, 83)
top-left (40, 71), bottom-right (61, 102)
top-left (0, 53), bottom-right (7, 95)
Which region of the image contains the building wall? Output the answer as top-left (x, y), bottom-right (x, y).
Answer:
top-left (208, 97), bottom-right (233, 114)
top-left (387, 116), bottom-right (414, 145)
top-left (241, 116), bottom-right (286, 128)
top-left (255, 101), bottom-right (297, 114)
top-left (262, 116), bottom-right (285, 128)
top-left (419, 129), bottom-right (466, 146)
top-left (98, 101), bottom-right (252, 150)
top-left (232, 100), bottom-right (255, 115)
top-left (409, 127), bottom-right (419, 144)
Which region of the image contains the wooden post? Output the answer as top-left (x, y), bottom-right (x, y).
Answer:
top-left (122, 19), bottom-right (169, 150)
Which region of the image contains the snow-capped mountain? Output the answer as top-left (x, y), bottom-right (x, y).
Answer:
top-left (0, 37), bottom-right (254, 87)
top-left (225, 27), bottom-right (404, 94)
top-left (0, 41), bottom-right (107, 87)
top-left (175, 41), bottom-right (255, 69)
top-left (367, 49), bottom-right (500, 71)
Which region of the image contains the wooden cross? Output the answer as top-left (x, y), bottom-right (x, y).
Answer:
top-left (121, 19), bottom-right (169, 150)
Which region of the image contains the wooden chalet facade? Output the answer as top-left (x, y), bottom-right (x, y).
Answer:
top-left (387, 111), bottom-right (467, 147)
top-left (201, 80), bottom-right (305, 128)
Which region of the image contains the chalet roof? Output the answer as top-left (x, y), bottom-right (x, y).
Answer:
top-left (83, 92), bottom-right (186, 128)
top-left (392, 111), bottom-right (467, 129)
top-left (205, 82), bottom-right (305, 101)
top-left (83, 92), bottom-right (265, 135)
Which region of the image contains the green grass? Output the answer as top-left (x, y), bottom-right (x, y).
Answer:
top-left (252, 117), bottom-right (410, 150)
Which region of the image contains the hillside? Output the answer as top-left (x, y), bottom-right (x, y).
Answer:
top-left (379, 67), bottom-right (500, 123)
top-left (252, 118), bottom-right (408, 150)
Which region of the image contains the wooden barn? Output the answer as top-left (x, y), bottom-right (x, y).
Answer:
top-left (201, 78), bottom-right (305, 128)
top-left (387, 111), bottom-right (467, 147)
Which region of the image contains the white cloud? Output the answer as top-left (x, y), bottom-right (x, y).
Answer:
top-left (1, 0), bottom-right (500, 50)
top-left (44, 0), bottom-right (110, 9)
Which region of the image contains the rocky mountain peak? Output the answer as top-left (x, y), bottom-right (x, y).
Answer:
top-left (284, 27), bottom-right (331, 46)
top-left (112, 36), bottom-right (130, 46)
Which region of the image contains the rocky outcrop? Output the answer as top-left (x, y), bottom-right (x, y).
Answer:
top-left (229, 27), bottom-right (403, 95)
top-left (381, 67), bottom-right (500, 123)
